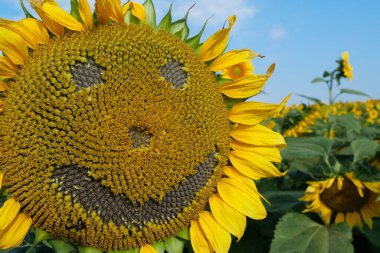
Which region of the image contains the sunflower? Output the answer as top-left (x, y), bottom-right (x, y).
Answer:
top-left (300, 172), bottom-right (380, 229)
top-left (341, 51), bottom-right (353, 80)
top-left (0, 0), bottom-right (288, 252)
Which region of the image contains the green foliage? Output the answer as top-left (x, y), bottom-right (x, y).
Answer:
top-left (270, 213), bottom-right (354, 253)
top-left (143, 0), bottom-right (156, 28)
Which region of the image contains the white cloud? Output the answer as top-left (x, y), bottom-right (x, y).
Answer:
top-left (270, 27), bottom-right (287, 40)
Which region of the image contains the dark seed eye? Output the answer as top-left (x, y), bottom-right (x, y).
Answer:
top-left (128, 127), bottom-right (152, 149)
top-left (159, 60), bottom-right (188, 89)
top-left (70, 57), bottom-right (105, 88)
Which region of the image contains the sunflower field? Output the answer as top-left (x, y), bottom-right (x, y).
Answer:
top-left (0, 0), bottom-right (379, 253)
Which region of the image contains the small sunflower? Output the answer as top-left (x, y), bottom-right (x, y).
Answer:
top-left (0, 0), bottom-right (288, 252)
top-left (300, 172), bottom-right (380, 229)
top-left (341, 51), bottom-right (353, 80)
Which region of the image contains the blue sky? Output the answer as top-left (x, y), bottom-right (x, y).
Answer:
top-left (1, 0), bottom-right (379, 105)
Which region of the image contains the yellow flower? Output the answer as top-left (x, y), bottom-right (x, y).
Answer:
top-left (0, 0), bottom-right (287, 252)
top-left (341, 51), bottom-right (353, 80)
top-left (300, 173), bottom-right (380, 229)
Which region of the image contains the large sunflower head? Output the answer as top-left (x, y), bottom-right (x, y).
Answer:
top-left (300, 172), bottom-right (380, 229)
top-left (0, 0), bottom-right (288, 252)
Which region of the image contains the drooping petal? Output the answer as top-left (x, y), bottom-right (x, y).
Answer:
top-left (363, 182), bottom-right (380, 194)
top-left (219, 64), bottom-right (275, 98)
top-left (19, 18), bottom-right (49, 45)
top-left (230, 140), bottom-right (281, 163)
top-left (230, 124), bottom-right (286, 147)
top-left (0, 18), bottom-right (38, 49)
top-left (217, 178), bottom-right (267, 220)
top-left (41, 3), bottom-right (84, 31)
top-left (0, 28), bottom-right (28, 65)
top-left (95, 0), bottom-right (124, 24)
top-left (0, 213), bottom-right (32, 249)
top-left (198, 211), bottom-right (231, 253)
top-left (0, 56), bottom-right (17, 78)
top-left (229, 94), bottom-right (291, 125)
top-left (123, 2), bottom-right (146, 22)
top-left (209, 194), bottom-right (246, 241)
top-left (0, 198), bottom-right (21, 231)
top-left (360, 205), bottom-right (374, 229)
top-left (190, 220), bottom-right (211, 253)
top-left (199, 16), bottom-right (235, 62)
top-left (78, 0), bottom-right (94, 29)
top-left (334, 212), bottom-right (345, 224)
top-left (140, 244), bottom-right (157, 253)
top-left (31, 1), bottom-right (65, 36)
top-left (229, 150), bottom-right (286, 180)
top-left (209, 49), bottom-right (259, 72)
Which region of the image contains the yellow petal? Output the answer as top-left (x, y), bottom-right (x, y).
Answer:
top-left (0, 28), bottom-right (28, 65)
top-left (360, 204), bottom-right (374, 229)
top-left (41, 3), bottom-right (84, 31)
top-left (123, 2), bottom-right (146, 22)
top-left (0, 80), bottom-right (8, 91)
top-left (190, 220), bottom-right (211, 253)
top-left (335, 212), bottom-right (345, 224)
top-left (0, 198), bottom-right (21, 231)
top-left (31, 2), bottom-right (65, 37)
top-left (209, 194), bottom-right (246, 241)
top-left (219, 64), bottom-right (274, 98)
top-left (19, 18), bottom-right (49, 45)
top-left (229, 150), bottom-right (286, 180)
top-left (0, 172), bottom-right (3, 188)
top-left (0, 18), bottom-right (38, 49)
top-left (0, 56), bottom-right (17, 78)
top-left (140, 244), bottom-right (157, 253)
top-left (200, 16), bottom-right (236, 62)
top-left (229, 94), bottom-right (291, 125)
top-left (0, 213), bottom-right (32, 249)
top-left (79, 0), bottom-right (94, 29)
top-left (198, 211), bottom-right (231, 253)
top-left (230, 140), bottom-right (281, 163)
top-left (223, 166), bottom-right (251, 182)
top-left (209, 49), bottom-right (259, 72)
top-left (363, 182), bottom-right (380, 194)
top-left (95, 0), bottom-right (124, 24)
top-left (320, 205), bottom-right (332, 224)
top-left (230, 124), bottom-right (286, 147)
top-left (217, 178), bottom-right (267, 220)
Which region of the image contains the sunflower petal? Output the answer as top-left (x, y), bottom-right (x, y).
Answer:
top-left (140, 244), bottom-right (157, 253)
top-left (19, 18), bottom-right (49, 45)
top-left (0, 18), bottom-right (38, 49)
top-left (230, 124), bottom-right (286, 147)
top-left (190, 220), bottom-right (211, 253)
top-left (230, 140), bottom-right (281, 163)
top-left (219, 64), bottom-right (274, 98)
top-left (78, 0), bottom-right (94, 28)
top-left (95, 0), bottom-right (124, 24)
top-left (334, 212), bottom-right (345, 224)
top-left (41, 3), bottom-right (84, 31)
top-left (209, 49), bottom-right (259, 72)
top-left (0, 28), bottom-right (28, 65)
top-left (217, 178), bottom-right (266, 220)
top-left (0, 56), bottom-right (17, 78)
top-left (31, 1), bottom-right (65, 36)
top-left (123, 2), bottom-right (146, 22)
top-left (198, 211), bottom-right (231, 253)
top-left (199, 16), bottom-right (235, 62)
top-left (363, 182), bottom-right (380, 194)
top-left (229, 150), bottom-right (286, 180)
top-left (0, 213), bottom-right (32, 249)
top-left (209, 194), bottom-right (246, 241)
top-left (0, 198), bottom-right (21, 231)
top-left (0, 80), bottom-right (8, 91)
top-left (229, 94), bottom-right (291, 125)
top-left (0, 172), bottom-right (3, 188)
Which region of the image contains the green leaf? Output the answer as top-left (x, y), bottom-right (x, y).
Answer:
top-left (311, 77), bottom-right (326, 84)
top-left (177, 227), bottom-right (190, 240)
top-left (49, 239), bottom-right (77, 253)
top-left (297, 94), bottom-right (322, 104)
top-left (78, 247), bottom-right (102, 253)
top-left (70, 0), bottom-right (81, 22)
top-left (323, 71), bottom-right (331, 78)
top-left (363, 219), bottom-right (380, 247)
top-left (186, 19), bottom-right (209, 49)
top-left (263, 191), bottom-right (304, 213)
top-left (152, 241), bottom-right (165, 253)
top-left (108, 248), bottom-right (139, 253)
top-left (224, 97), bottom-right (247, 110)
top-left (170, 5), bottom-right (193, 41)
top-left (157, 4), bottom-right (172, 32)
top-left (339, 88), bottom-right (370, 97)
top-left (351, 139), bottom-right (378, 163)
top-left (143, 0), bottom-right (156, 28)
top-left (270, 213), bottom-right (354, 253)
top-left (164, 237), bottom-right (185, 253)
